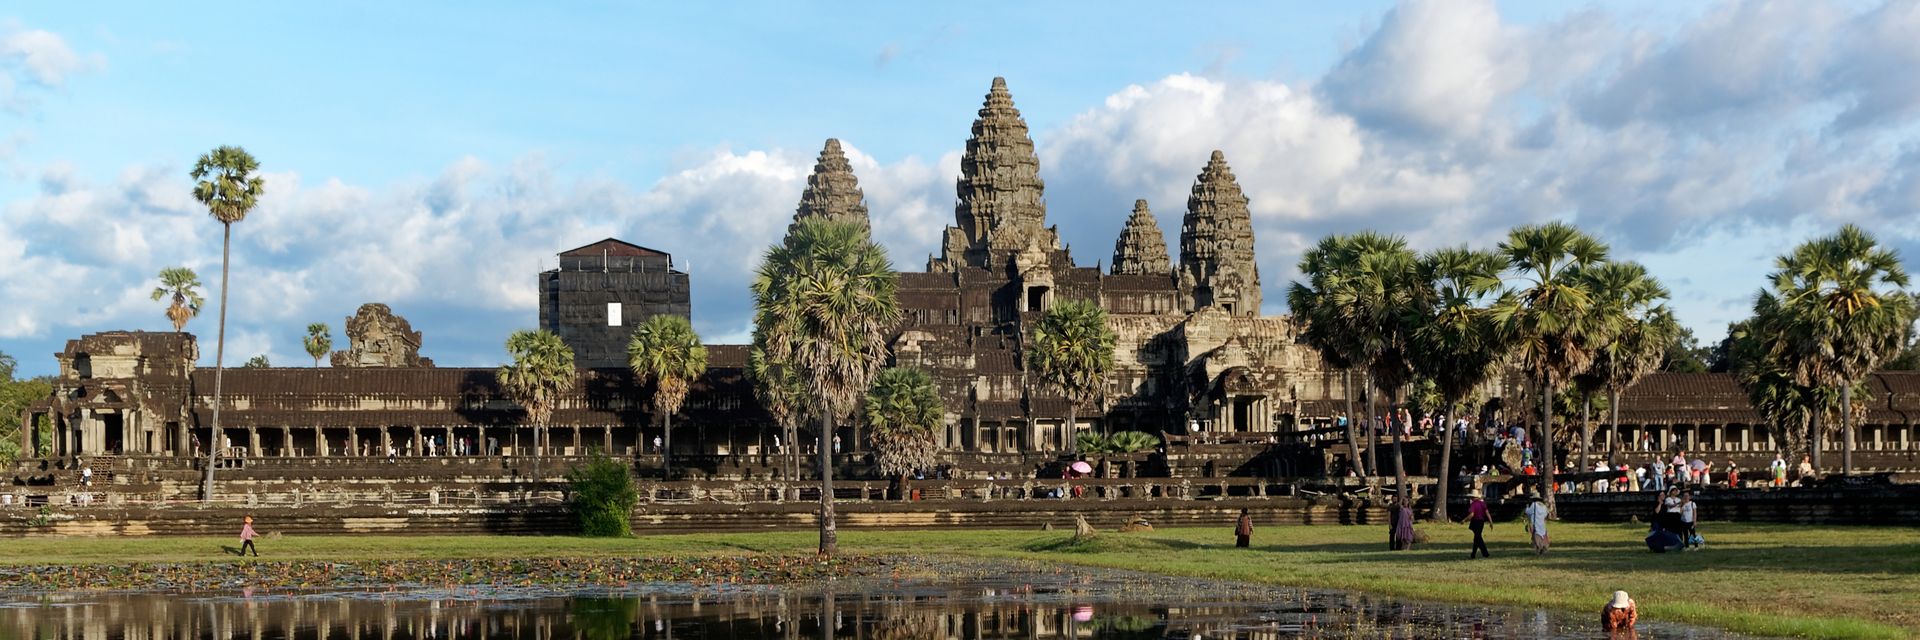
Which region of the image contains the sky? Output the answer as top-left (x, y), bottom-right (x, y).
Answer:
top-left (3, 0), bottom-right (1919, 378)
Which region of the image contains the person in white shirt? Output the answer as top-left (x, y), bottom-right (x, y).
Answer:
top-left (1679, 491), bottom-right (1700, 548)
top-left (1523, 497), bottom-right (1551, 554)
top-left (1770, 454), bottom-right (1788, 488)
top-left (1594, 461), bottom-right (1612, 493)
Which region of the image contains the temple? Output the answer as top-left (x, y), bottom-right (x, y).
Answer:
top-left (14, 77), bottom-right (1920, 481)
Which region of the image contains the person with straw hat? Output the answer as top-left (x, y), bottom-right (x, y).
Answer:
top-left (1601, 590), bottom-right (1637, 632)
top-left (1465, 492), bottom-right (1492, 558)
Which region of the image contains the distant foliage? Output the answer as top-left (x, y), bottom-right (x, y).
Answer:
top-left (1076, 431), bottom-right (1161, 454)
top-left (567, 454), bottom-right (636, 537)
top-left (242, 354), bottom-right (271, 368)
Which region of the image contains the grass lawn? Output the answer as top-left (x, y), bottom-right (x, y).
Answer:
top-left (4, 522), bottom-right (1916, 639)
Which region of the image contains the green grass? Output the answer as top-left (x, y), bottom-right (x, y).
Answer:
top-left (6, 522), bottom-right (1916, 639)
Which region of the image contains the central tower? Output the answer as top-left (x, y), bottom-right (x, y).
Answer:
top-left (932, 77), bottom-right (1060, 271)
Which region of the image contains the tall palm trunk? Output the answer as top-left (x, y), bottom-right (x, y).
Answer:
top-left (663, 413), bottom-right (673, 478)
top-left (1579, 394), bottom-right (1593, 477)
top-left (1841, 384), bottom-right (1854, 476)
top-left (818, 414), bottom-right (838, 555)
top-left (1537, 375), bottom-right (1557, 516)
top-left (1810, 410), bottom-right (1823, 471)
top-left (1342, 370), bottom-right (1365, 477)
top-left (201, 223), bottom-right (231, 502)
top-left (1388, 387), bottom-right (1408, 503)
top-left (1431, 399), bottom-right (1457, 522)
top-left (1363, 374), bottom-right (1378, 477)
top-left (1608, 389), bottom-right (1622, 468)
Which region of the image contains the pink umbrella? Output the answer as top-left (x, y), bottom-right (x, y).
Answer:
top-left (1070, 461), bottom-right (1093, 474)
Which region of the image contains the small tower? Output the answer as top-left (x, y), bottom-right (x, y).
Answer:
top-left (1111, 199), bottom-right (1172, 276)
top-left (789, 138), bottom-right (871, 236)
top-left (1179, 150), bottom-right (1261, 315)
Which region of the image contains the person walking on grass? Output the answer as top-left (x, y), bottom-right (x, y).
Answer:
top-left (1466, 493), bottom-right (1492, 559)
top-left (238, 515), bottom-right (260, 557)
top-left (1523, 496), bottom-right (1550, 555)
top-left (1234, 508), bottom-right (1253, 548)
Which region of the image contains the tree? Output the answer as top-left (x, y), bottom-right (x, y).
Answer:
top-left (303, 323), bottom-right (332, 367)
top-left (1760, 225), bottom-right (1916, 475)
top-left (747, 329), bottom-right (807, 484)
top-left (1288, 235), bottom-right (1380, 477)
top-left (1489, 222), bottom-right (1614, 516)
top-left (1660, 326), bottom-right (1712, 373)
top-left (1729, 316), bottom-right (1830, 464)
top-left (242, 354), bottom-right (271, 368)
top-left (0, 351), bottom-right (55, 465)
top-left (1025, 299), bottom-right (1117, 453)
top-left (1408, 247), bottom-right (1507, 521)
top-left (627, 314), bottom-right (707, 478)
top-left (863, 367), bottom-right (944, 499)
top-left (149, 267), bottom-right (205, 333)
top-left (1315, 233), bottom-right (1422, 506)
top-left (1573, 262), bottom-right (1674, 471)
top-left (192, 145), bottom-right (265, 502)
top-left (750, 218), bottom-right (900, 556)
top-left (567, 452), bottom-right (637, 537)
top-left (498, 329), bottom-right (577, 459)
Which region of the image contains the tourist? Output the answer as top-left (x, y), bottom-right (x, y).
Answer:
top-left (1770, 454), bottom-right (1788, 488)
top-left (1725, 459), bottom-right (1739, 488)
top-left (1234, 508), bottom-right (1253, 548)
top-left (833, 434), bottom-right (842, 454)
top-left (1523, 496), bottom-right (1550, 555)
top-left (652, 435), bottom-right (662, 454)
top-left (1390, 497), bottom-right (1415, 551)
top-left (1639, 432), bottom-right (1653, 451)
top-left (238, 515), bottom-right (260, 558)
top-left (1601, 590), bottom-right (1638, 633)
top-left (1680, 491), bottom-right (1699, 548)
top-left (1649, 458), bottom-right (1666, 491)
top-left (1466, 493), bottom-right (1492, 559)
top-left (80, 465), bottom-right (92, 488)
top-left (1795, 455), bottom-right (1816, 485)
top-left (1671, 450), bottom-right (1688, 482)
top-left (1594, 460), bottom-right (1611, 493)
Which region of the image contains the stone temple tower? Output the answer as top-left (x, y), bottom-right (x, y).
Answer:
top-left (1179, 150), bottom-right (1261, 315)
top-left (933, 77), bottom-right (1059, 271)
top-left (1111, 199), bottom-right (1171, 276)
top-left (789, 138), bottom-right (870, 236)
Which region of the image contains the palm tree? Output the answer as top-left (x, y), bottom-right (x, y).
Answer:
top-left (191, 145), bottom-right (264, 502)
top-left (1489, 222), bottom-right (1614, 515)
top-left (149, 267), bottom-right (205, 333)
top-left (864, 367), bottom-right (944, 499)
top-left (498, 329), bottom-right (577, 459)
top-left (303, 323), bottom-right (332, 367)
top-left (1288, 235), bottom-right (1374, 477)
top-left (241, 354), bottom-right (270, 368)
top-left (751, 218), bottom-right (900, 556)
top-left (1026, 300), bottom-right (1117, 453)
top-left (1573, 262), bottom-right (1673, 471)
top-left (748, 329), bottom-right (807, 485)
top-left (627, 314), bottom-right (708, 478)
top-left (1762, 225), bottom-right (1916, 475)
top-left (1408, 247), bottom-right (1507, 521)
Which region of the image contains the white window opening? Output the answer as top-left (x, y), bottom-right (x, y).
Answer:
top-left (607, 302), bottom-right (623, 327)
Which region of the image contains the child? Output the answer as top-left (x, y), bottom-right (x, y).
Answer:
top-left (239, 515), bottom-right (260, 557)
top-left (1602, 590), bottom-right (1638, 632)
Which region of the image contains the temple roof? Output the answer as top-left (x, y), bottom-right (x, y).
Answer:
top-left (790, 138), bottom-right (871, 235)
top-left (1112, 199), bottom-right (1172, 276)
top-left (558, 238), bottom-right (671, 259)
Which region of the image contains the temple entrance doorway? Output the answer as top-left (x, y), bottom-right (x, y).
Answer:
top-left (1232, 397), bottom-right (1256, 432)
top-left (102, 413), bottom-right (124, 455)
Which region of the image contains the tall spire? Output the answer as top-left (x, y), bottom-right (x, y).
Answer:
top-left (1111, 199), bottom-right (1171, 276)
top-left (936, 77), bottom-right (1056, 270)
top-left (1179, 150), bottom-right (1261, 315)
top-left (790, 138), bottom-right (870, 236)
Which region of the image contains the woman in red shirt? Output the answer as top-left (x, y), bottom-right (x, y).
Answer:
top-left (1466, 494), bottom-right (1492, 558)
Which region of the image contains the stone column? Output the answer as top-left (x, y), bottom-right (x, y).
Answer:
top-left (1741, 425), bottom-right (1751, 452)
top-left (248, 427), bottom-right (261, 458)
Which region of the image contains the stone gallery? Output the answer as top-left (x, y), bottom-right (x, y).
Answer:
top-left (15, 78), bottom-right (1920, 478)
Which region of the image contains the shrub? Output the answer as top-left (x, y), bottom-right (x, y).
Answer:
top-left (567, 453), bottom-right (636, 537)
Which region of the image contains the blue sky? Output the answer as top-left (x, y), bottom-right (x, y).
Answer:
top-left (3, 1), bottom-right (1917, 377)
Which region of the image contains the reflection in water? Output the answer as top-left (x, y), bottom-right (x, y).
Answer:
top-left (1, 583), bottom-right (1756, 639)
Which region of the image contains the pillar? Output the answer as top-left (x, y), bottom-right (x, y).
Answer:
top-left (248, 427), bottom-right (261, 458)
top-left (281, 426), bottom-right (292, 457)
top-left (1741, 425), bottom-right (1751, 452)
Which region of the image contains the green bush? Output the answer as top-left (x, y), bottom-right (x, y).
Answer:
top-left (567, 453), bottom-right (636, 537)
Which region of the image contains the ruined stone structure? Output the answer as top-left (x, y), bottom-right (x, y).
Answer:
top-left (538, 239), bottom-right (692, 368)
top-left (16, 77), bottom-right (1920, 476)
top-left (790, 138), bottom-right (870, 235)
top-left (1111, 200), bottom-right (1171, 277)
top-left (1179, 151), bottom-right (1261, 316)
top-left (330, 303), bottom-right (432, 368)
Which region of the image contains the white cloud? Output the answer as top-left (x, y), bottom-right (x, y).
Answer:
top-left (1, 19), bottom-right (103, 111)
